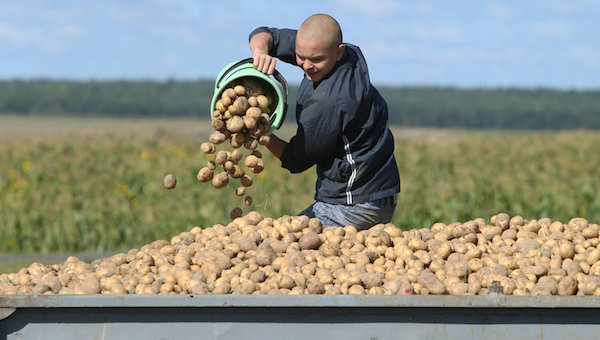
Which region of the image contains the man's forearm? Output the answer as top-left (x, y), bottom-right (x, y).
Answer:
top-left (249, 32), bottom-right (273, 55)
top-left (266, 134), bottom-right (287, 160)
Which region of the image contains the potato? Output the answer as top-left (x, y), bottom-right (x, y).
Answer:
top-left (34, 273), bottom-right (62, 294)
top-left (259, 113), bottom-right (271, 126)
top-left (244, 196), bottom-right (253, 206)
top-left (230, 165), bottom-right (245, 179)
top-left (213, 283), bottom-right (232, 294)
top-left (248, 96), bottom-right (258, 107)
top-left (230, 133), bottom-right (246, 149)
top-left (211, 172), bottom-right (229, 189)
top-left (348, 284), bottom-right (365, 295)
top-left (243, 137), bottom-right (259, 150)
top-left (226, 116), bottom-right (245, 133)
top-left (211, 118), bottom-right (225, 132)
top-left (256, 243), bottom-right (276, 266)
top-left (559, 240), bottom-right (575, 259)
top-left (359, 272), bottom-right (383, 289)
top-left (236, 186), bottom-right (246, 197)
top-left (306, 281), bottom-right (326, 294)
top-left (240, 175), bottom-right (253, 187)
top-left (243, 116), bottom-right (257, 130)
top-left (250, 158), bottom-right (264, 174)
top-left (582, 227), bottom-right (598, 239)
top-left (206, 160), bottom-right (216, 170)
top-left (221, 96), bottom-right (233, 107)
top-left (197, 167), bottom-right (213, 183)
top-left (215, 100), bottom-right (227, 113)
top-left (245, 155), bottom-right (259, 168)
top-left (233, 85), bottom-right (246, 96)
top-left (299, 232), bottom-right (321, 250)
top-left (209, 131), bottom-right (227, 145)
top-left (231, 149), bottom-right (243, 163)
top-left (245, 107), bottom-right (262, 120)
top-left (200, 142), bottom-right (216, 154)
top-left (232, 96), bottom-right (249, 114)
top-left (557, 275), bottom-right (577, 295)
top-left (256, 95), bottom-right (269, 111)
top-left (221, 88), bottom-right (236, 101)
top-left (444, 258), bottom-right (469, 282)
top-left (228, 101), bottom-right (240, 115)
top-left (5, 212), bottom-right (600, 297)
top-left (214, 151), bottom-right (228, 165)
top-left (228, 207), bottom-right (242, 220)
top-left (569, 217), bottom-right (588, 231)
top-left (249, 127), bottom-right (263, 139)
top-left (258, 135), bottom-right (270, 146)
top-left (163, 174), bottom-right (176, 189)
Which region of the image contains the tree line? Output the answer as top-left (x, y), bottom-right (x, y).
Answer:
top-left (1, 79), bottom-right (598, 129)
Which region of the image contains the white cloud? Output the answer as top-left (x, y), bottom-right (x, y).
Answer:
top-left (530, 21), bottom-right (571, 40)
top-left (542, 1), bottom-right (588, 14)
top-left (158, 52), bottom-right (183, 67)
top-left (35, 6), bottom-right (87, 22)
top-left (56, 23), bottom-right (85, 39)
top-left (568, 45), bottom-right (600, 69)
top-left (487, 3), bottom-right (523, 19)
top-left (413, 23), bottom-right (466, 43)
top-left (0, 22), bottom-right (35, 45)
top-left (106, 5), bottom-right (156, 23)
top-left (0, 22), bottom-right (60, 52)
top-left (334, 0), bottom-right (399, 17)
top-left (0, 2), bottom-right (86, 54)
top-left (360, 38), bottom-right (412, 61)
top-left (151, 24), bottom-right (206, 45)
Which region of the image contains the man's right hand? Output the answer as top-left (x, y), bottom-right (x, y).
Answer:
top-left (249, 32), bottom-right (276, 75)
top-left (253, 51), bottom-right (277, 75)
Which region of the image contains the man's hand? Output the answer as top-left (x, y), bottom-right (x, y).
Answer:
top-left (253, 51), bottom-right (276, 75)
top-left (249, 32), bottom-right (276, 75)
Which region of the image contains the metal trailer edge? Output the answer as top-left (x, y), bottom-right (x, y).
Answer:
top-left (1, 294), bottom-right (600, 339)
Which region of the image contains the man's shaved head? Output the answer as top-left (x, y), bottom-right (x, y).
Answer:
top-left (295, 14), bottom-right (345, 82)
top-left (298, 14), bottom-right (342, 48)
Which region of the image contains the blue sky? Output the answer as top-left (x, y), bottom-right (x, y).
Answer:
top-left (0, 0), bottom-right (598, 88)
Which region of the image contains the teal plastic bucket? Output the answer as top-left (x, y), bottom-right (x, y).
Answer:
top-left (210, 58), bottom-right (288, 133)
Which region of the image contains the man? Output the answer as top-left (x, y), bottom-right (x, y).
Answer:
top-left (249, 14), bottom-right (400, 230)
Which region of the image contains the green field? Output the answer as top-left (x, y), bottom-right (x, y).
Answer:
top-left (1, 115), bottom-right (599, 256)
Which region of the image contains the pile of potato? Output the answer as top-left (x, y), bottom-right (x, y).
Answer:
top-left (196, 82), bottom-right (274, 219)
top-left (2, 212), bottom-right (600, 296)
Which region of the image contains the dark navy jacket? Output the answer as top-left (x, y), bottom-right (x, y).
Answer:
top-left (250, 27), bottom-right (400, 205)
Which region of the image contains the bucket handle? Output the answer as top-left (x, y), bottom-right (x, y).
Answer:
top-left (217, 58), bottom-right (288, 129)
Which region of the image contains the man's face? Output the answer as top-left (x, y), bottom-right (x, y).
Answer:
top-left (295, 37), bottom-right (344, 83)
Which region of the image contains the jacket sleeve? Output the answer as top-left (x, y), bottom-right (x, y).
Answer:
top-left (249, 27), bottom-right (298, 66)
top-left (280, 102), bottom-right (343, 173)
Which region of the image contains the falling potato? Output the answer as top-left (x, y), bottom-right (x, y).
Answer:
top-left (163, 174), bottom-right (177, 189)
top-left (230, 207), bottom-right (243, 220)
top-left (236, 186), bottom-right (246, 196)
top-left (194, 83), bottom-right (276, 214)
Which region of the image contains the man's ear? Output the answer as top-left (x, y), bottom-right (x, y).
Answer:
top-left (336, 44), bottom-right (345, 61)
